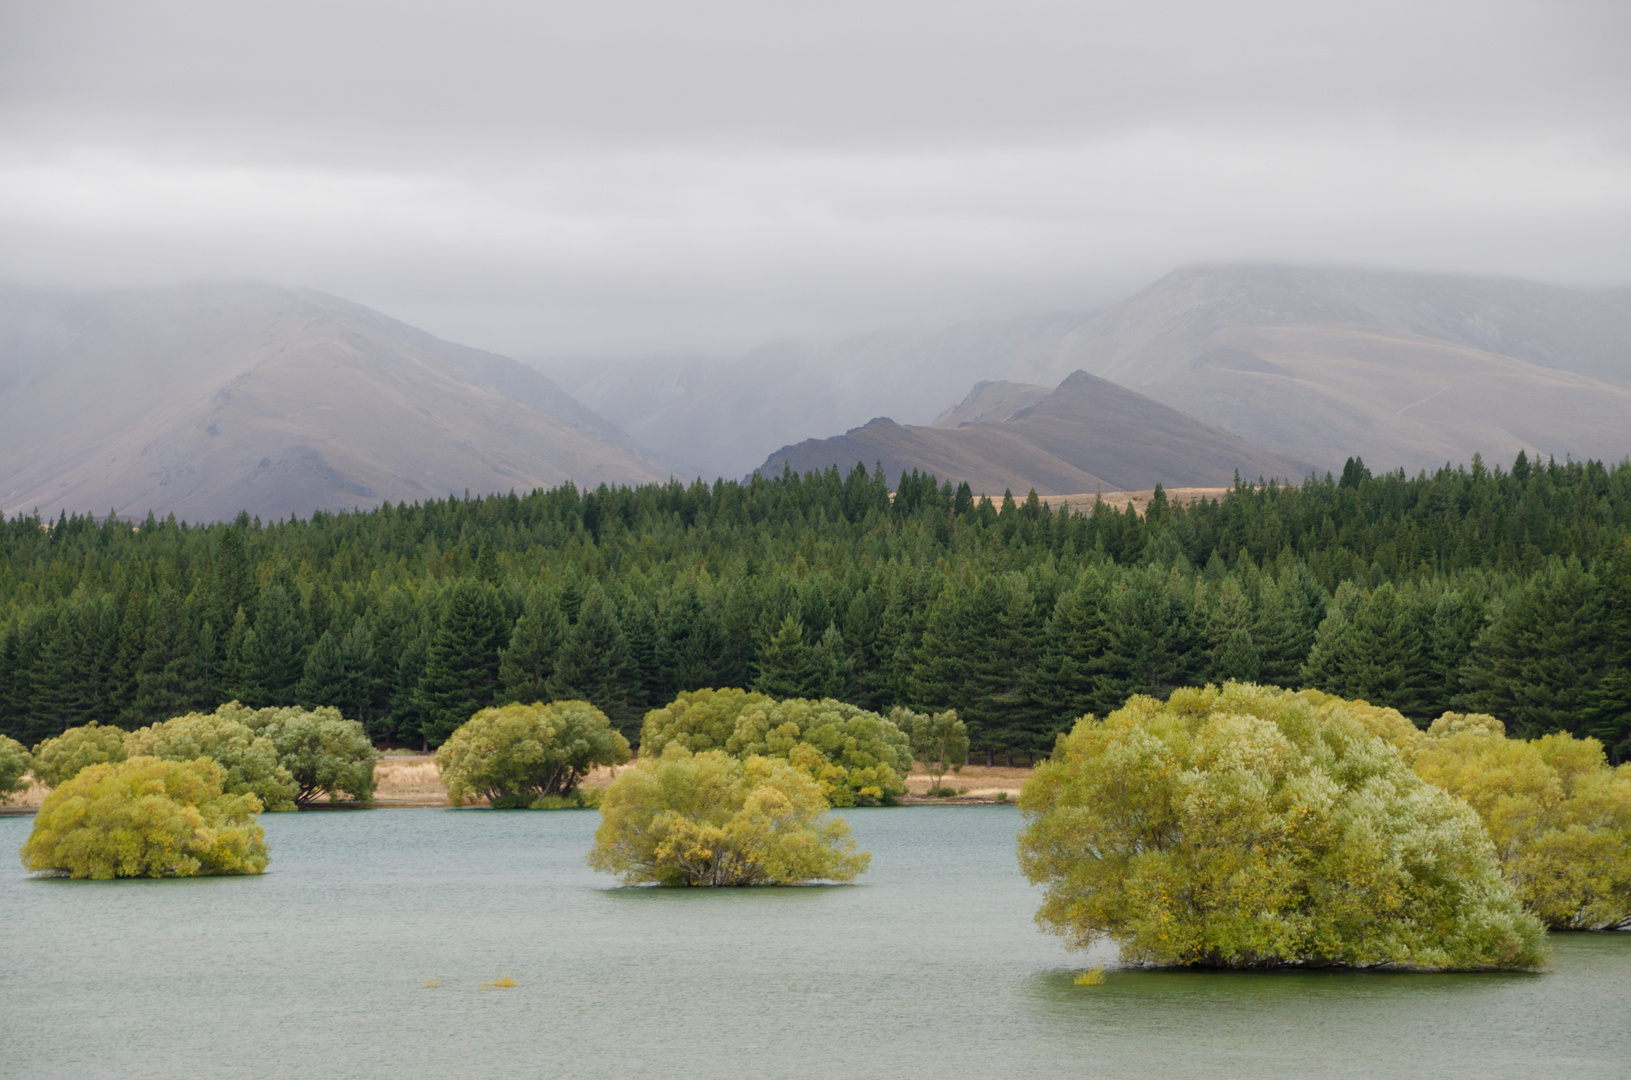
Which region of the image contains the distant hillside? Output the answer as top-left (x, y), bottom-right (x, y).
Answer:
top-left (0, 284), bottom-right (667, 523)
top-left (759, 370), bottom-right (1310, 494)
top-left (1008, 266), bottom-right (1631, 472)
top-left (540, 309), bottom-right (1096, 480)
top-left (930, 380), bottom-right (1051, 428)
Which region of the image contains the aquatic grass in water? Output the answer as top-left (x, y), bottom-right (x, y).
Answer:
top-left (482, 973), bottom-right (518, 990)
top-left (1074, 966), bottom-right (1107, 986)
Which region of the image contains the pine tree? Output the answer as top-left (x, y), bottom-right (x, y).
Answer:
top-left (1206, 578), bottom-right (1262, 683)
top-left (220, 610), bottom-right (264, 706)
top-left (619, 597), bottom-right (665, 711)
top-left (1024, 568), bottom-right (1112, 725)
top-left (1301, 581), bottom-right (1363, 693)
top-left (338, 616), bottom-right (377, 722)
top-left (498, 588), bottom-right (567, 704)
top-left (661, 587), bottom-right (727, 693)
top-left (1094, 568), bottom-right (1196, 716)
top-left (253, 583), bottom-right (309, 706)
top-left (130, 589), bottom-right (204, 725)
top-left (297, 629), bottom-right (349, 709)
top-left (389, 635), bottom-right (430, 746)
top-left (547, 587), bottom-right (637, 731)
top-left (809, 623), bottom-right (854, 700)
top-left (1462, 559), bottom-right (1609, 738)
top-left (753, 614), bottom-right (816, 698)
top-left (211, 525), bottom-right (256, 628)
top-left (1581, 542), bottom-right (1631, 759)
top-left (415, 580), bottom-right (507, 747)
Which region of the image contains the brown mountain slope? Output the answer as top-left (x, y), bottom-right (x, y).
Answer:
top-left (1010, 266), bottom-right (1631, 471)
top-left (930, 380), bottom-right (1051, 428)
top-left (0, 284), bottom-right (667, 523)
top-left (759, 370), bottom-right (1311, 495)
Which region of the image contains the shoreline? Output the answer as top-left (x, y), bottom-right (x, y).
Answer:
top-left (3, 759), bottom-right (1032, 813)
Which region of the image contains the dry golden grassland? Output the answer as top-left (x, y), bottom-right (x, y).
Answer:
top-left (1040, 487), bottom-right (1229, 516)
top-left (6, 756), bottom-right (1030, 811)
top-left (901, 763), bottom-right (1029, 802)
top-left (4, 776), bottom-right (49, 811)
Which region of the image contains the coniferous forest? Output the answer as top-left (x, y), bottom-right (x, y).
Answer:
top-left (3, 451), bottom-right (1629, 762)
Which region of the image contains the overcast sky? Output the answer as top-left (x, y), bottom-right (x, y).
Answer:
top-left (2, 0), bottom-right (1628, 356)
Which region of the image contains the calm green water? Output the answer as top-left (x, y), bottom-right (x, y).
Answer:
top-left (2, 806), bottom-right (1627, 1079)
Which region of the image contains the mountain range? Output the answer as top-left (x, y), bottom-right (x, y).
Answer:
top-left (6, 264), bottom-right (1630, 524)
top-left (0, 284), bottom-right (667, 523)
top-left (760, 371), bottom-right (1310, 495)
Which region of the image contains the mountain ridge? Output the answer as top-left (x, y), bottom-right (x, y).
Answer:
top-left (758, 369), bottom-right (1311, 495)
top-left (0, 283), bottom-right (668, 523)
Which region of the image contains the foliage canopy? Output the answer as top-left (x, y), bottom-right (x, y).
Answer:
top-left (29, 722), bottom-right (129, 788)
top-left (20, 756), bottom-right (268, 878)
top-left (240, 703), bottom-right (379, 805)
top-left (5, 453), bottom-right (1631, 761)
top-left (891, 706), bottom-right (969, 791)
top-left (0, 733), bottom-right (29, 803)
top-left (125, 708), bottom-right (298, 811)
top-left (639, 690), bottom-right (911, 806)
top-left (588, 746), bottom-right (870, 886)
top-left (1017, 683), bottom-right (1546, 970)
top-left (435, 700), bottom-right (630, 807)
top-left (1411, 717), bottom-right (1631, 930)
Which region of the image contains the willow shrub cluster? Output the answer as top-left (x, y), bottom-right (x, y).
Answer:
top-left (21, 756), bottom-right (269, 878)
top-left (638, 688), bottom-right (913, 805)
top-left (1344, 706), bottom-right (1631, 930)
top-left (435, 700), bottom-right (630, 808)
top-left (0, 734), bottom-right (28, 801)
top-left (4, 452), bottom-right (1630, 762)
top-left (1018, 684), bottom-right (1547, 970)
top-left (25, 704), bottom-right (376, 807)
top-left (588, 747), bottom-right (870, 886)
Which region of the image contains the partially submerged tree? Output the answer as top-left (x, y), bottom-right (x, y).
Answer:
top-left (732, 698), bottom-right (913, 806)
top-left (588, 746), bottom-right (870, 886)
top-left (246, 704), bottom-right (378, 806)
top-left (890, 706), bottom-right (969, 793)
top-left (0, 734), bottom-right (30, 803)
top-left (29, 721), bottom-right (128, 788)
top-left (1018, 683), bottom-right (1546, 970)
top-left (1413, 717), bottom-right (1631, 930)
top-left (125, 709), bottom-right (298, 811)
top-left (638, 690), bottom-right (912, 806)
top-left (436, 700), bottom-right (630, 807)
top-left (20, 756), bottom-right (268, 879)
top-left (639, 688), bottom-right (773, 757)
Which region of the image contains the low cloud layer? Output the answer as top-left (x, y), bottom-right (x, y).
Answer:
top-left (3, 0), bottom-right (1627, 355)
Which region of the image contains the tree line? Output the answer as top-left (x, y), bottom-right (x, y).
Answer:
top-left (2, 450), bottom-right (1628, 759)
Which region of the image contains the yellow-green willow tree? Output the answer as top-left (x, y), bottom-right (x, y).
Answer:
top-left (28, 721), bottom-right (128, 788)
top-left (638, 689), bottom-right (912, 806)
top-left (436, 700), bottom-right (629, 807)
top-left (21, 757), bottom-right (268, 879)
top-left (125, 709), bottom-right (298, 810)
top-left (0, 734), bottom-right (29, 802)
top-left (589, 746), bottom-right (869, 886)
top-left (1017, 683), bottom-right (1546, 970)
top-left (1412, 716), bottom-right (1631, 930)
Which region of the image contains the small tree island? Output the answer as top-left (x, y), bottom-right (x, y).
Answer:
top-left (589, 746), bottom-right (871, 886)
top-left (21, 756), bottom-right (269, 879)
top-left (1018, 683), bottom-right (1547, 970)
top-left (435, 700), bottom-right (630, 808)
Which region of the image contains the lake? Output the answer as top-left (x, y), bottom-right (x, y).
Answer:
top-left (3, 806), bottom-right (1627, 1079)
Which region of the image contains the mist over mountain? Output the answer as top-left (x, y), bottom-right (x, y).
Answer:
top-left (0, 284), bottom-right (666, 524)
top-left (538, 310), bottom-right (1095, 480)
top-left (1009, 266), bottom-right (1631, 473)
top-left (558, 265), bottom-right (1631, 491)
top-left (759, 370), bottom-right (1311, 496)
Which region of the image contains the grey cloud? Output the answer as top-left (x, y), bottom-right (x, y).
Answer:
top-left (0, 0), bottom-right (1627, 355)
